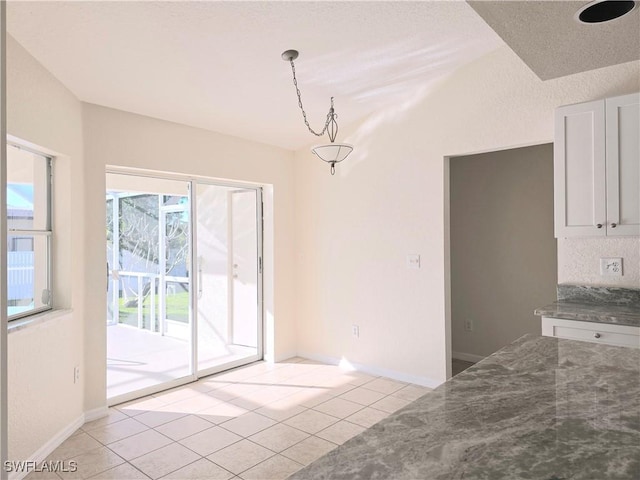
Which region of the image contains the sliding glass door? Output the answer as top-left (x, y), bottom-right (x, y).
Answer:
top-left (195, 184), bottom-right (261, 375)
top-left (106, 175), bottom-right (192, 401)
top-left (106, 173), bottom-right (262, 403)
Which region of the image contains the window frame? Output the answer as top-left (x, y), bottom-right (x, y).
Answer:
top-left (7, 142), bottom-right (53, 321)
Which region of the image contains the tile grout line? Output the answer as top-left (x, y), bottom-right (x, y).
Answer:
top-left (156, 452), bottom-right (236, 480)
top-left (85, 453), bottom-right (150, 480)
top-left (38, 359), bottom-right (425, 480)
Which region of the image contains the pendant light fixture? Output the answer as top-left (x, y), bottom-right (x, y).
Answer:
top-left (282, 49), bottom-right (353, 175)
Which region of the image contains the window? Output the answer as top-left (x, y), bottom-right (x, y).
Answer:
top-left (7, 143), bottom-right (52, 320)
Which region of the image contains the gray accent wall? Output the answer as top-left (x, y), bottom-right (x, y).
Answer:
top-left (450, 144), bottom-right (557, 359)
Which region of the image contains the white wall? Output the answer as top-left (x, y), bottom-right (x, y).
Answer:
top-left (7, 31), bottom-right (296, 460)
top-left (82, 103), bottom-right (296, 411)
top-left (294, 46), bottom-right (640, 386)
top-left (558, 237), bottom-right (639, 287)
top-left (6, 24), bottom-right (639, 462)
top-left (6, 34), bottom-right (85, 463)
top-left (450, 145), bottom-right (557, 359)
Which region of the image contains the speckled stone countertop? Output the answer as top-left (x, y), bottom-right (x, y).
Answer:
top-left (534, 302), bottom-right (640, 326)
top-left (534, 284), bottom-right (640, 327)
top-left (288, 334), bottom-right (640, 480)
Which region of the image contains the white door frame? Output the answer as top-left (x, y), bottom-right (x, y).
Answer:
top-left (0, 3), bottom-right (8, 476)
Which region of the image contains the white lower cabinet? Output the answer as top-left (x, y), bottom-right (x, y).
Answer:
top-left (541, 317), bottom-right (640, 348)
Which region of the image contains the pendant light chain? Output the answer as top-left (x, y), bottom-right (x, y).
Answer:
top-left (289, 59), bottom-right (335, 138)
top-left (282, 49), bottom-right (353, 176)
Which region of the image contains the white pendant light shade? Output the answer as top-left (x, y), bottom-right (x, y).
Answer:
top-left (311, 143), bottom-right (353, 164)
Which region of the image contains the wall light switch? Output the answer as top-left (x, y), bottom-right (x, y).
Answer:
top-left (407, 254), bottom-right (421, 269)
top-left (352, 325), bottom-right (360, 338)
top-left (600, 257), bottom-right (623, 276)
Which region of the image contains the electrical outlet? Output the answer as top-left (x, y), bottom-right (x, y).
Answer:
top-left (74, 366), bottom-right (80, 384)
top-left (600, 257), bottom-right (623, 276)
top-left (407, 254), bottom-right (421, 269)
top-left (352, 325), bottom-right (360, 338)
top-left (464, 319), bottom-right (474, 332)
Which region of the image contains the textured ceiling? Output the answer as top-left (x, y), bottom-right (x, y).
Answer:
top-left (7, 1), bottom-right (503, 150)
top-left (469, 0), bottom-right (640, 81)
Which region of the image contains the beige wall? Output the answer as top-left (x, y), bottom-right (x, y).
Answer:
top-left (82, 103), bottom-right (297, 410)
top-left (450, 145), bottom-right (557, 359)
top-left (294, 46), bottom-right (640, 385)
top-left (6, 34), bottom-right (85, 462)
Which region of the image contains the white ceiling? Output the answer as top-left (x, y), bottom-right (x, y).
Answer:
top-left (7, 1), bottom-right (503, 150)
top-left (470, 1), bottom-right (640, 80)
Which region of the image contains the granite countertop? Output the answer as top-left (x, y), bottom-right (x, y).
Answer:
top-left (534, 284), bottom-right (640, 327)
top-left (289, 334), bottom-right (640, 480)
top-left (534, 301), bottom-right (640, 326)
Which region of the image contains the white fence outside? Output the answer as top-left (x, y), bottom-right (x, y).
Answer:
top-left (8, 251), bottom-right (34, 301)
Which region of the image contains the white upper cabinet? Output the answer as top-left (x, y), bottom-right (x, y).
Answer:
top-left (554, 93), bottom-right (639, 238)
top-left (554, 100), bottom-right (606, 237)
top-left (606, 94), bottom-right (640, 236)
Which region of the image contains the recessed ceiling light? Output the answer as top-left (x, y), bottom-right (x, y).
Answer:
top-left (576, 0), bottom-right (637, 24)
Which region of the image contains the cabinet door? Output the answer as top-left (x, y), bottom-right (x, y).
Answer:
top-left (606, 93), bottom-right (640, 236)
top-left (554, 100), bottom-right (606, 237)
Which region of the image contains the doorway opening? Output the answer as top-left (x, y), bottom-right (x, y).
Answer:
top-left (446, 144), bottom-right (557, 377)
top-left (106, 172), bottom-right (263, 403)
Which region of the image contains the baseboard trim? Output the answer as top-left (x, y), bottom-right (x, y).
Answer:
top-left (452, 351), bottom-right (485, 363)
top-left (8, 414), bottom-right (85, 480)
top-left (84, 406), bottom-right (109, 423)
top-left (8, 406), bottom-right (109, 480)
top-left (297, 351), bottom-right (443, 389)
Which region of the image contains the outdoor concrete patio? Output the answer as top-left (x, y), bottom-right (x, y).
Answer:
top-left (107, 323), bottom-right (257, 400)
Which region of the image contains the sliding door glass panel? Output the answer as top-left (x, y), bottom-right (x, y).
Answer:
top-left (106, 173), bottom-right (191, 401)
top-left (161, 207), bottom-right (190, 340)
top-left (231, 190), bottom-right (258, 348)
top-left (195, 184), bottom-right (260, 373)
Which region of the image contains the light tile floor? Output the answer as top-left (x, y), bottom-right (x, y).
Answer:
top-left (27, 358), bottom-right (432, 480)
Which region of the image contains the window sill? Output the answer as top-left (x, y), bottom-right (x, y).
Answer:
top-left (8, 309), bottom-right (73, 334)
